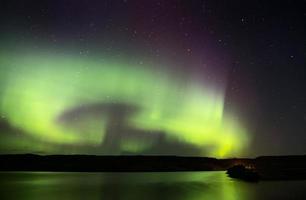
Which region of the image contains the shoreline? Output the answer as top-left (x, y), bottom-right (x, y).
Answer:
top-left (1, 154), bottom-right (306, 181)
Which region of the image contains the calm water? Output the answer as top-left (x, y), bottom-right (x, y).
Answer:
top-left (1, 171), bottom-right (306, 200)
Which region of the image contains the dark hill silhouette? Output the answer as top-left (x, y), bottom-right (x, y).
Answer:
top-left (1, 154), bottom-right (306, 181)
top-left (0, 154), bottom-right (225, 172)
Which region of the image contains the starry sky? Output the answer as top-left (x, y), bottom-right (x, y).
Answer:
top-left (0, 0), bottom-right (305, 157)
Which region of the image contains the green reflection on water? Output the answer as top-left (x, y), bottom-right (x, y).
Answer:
top-left (0, 172), bottom-right (251, 200)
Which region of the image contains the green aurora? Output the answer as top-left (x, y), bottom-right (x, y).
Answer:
top-left (0, 49), bottom-right (248, 157)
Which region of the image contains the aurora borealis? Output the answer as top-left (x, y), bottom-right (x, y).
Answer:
top-left (1, 0), bottom-right (306, 157)
top-left (0, 47), bottom-right (247, 157)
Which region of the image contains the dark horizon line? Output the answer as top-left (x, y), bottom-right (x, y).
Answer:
top-left (2, 153), bottom-right (306, 181)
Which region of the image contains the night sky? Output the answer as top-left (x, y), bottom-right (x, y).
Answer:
top-left (0, 0), bottom-right (306, 157)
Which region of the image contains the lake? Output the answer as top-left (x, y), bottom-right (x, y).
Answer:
top-left (1, 171), bottom-right (306, 200)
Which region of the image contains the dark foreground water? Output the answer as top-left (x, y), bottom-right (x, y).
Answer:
top-left (1, 171), bottom-right (306, 200)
